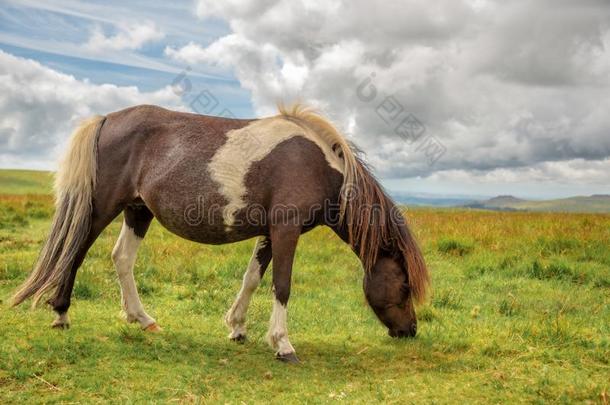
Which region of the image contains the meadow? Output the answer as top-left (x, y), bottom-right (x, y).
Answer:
top-left (0, 170), bottom-right (608, 403)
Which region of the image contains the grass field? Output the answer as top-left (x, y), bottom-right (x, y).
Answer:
top-left (0, 170), bottom-right (608, 403)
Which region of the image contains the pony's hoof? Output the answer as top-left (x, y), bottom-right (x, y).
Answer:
top-left (144, 323), bottom-right (162, 332)
top-left (276, 352), bottom-right (300, 364)
top-left (230, 334), bottom-right (246, 343)
top-left (51, 313), bottom-right (70, 329)
top-left (51, 320), bottom-right (70, 329)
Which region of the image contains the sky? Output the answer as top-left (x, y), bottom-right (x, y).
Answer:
top-left (1, 0), bottom-right (609, 199)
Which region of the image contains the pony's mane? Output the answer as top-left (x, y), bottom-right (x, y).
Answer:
top-left (277, 103), bottom-right (429, 302)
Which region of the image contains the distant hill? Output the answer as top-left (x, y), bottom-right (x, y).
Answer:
top-left (0, 169), bottom-right (53, 194)
top-left (484, 195), bottom-right (526, 207)
top-left (391, 191), bottom-right (490, 207)
top-left (464, 194), bottom-right (610, 213)
top-left (392, 195), bottom-right (476, 207)
top-left (394, 192), bottom-right (610, 213)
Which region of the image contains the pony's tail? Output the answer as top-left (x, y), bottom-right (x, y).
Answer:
top-left (12, 115), bottom-right (105, 307)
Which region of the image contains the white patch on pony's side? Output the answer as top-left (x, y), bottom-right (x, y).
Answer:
top-left (225, 237), bottom-right (267, 339)
top-left (112, 222), bottom-right (156, 329)
top-left (208, 117), bottom-right (344, 229)
top-left (266, 299), bottom-right (295, 355)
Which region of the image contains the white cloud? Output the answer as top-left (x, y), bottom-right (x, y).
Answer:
top-left (85, 21), bottom-right (164, 52)
top-left (429, 159), bottom-right (610, 186)
top-left (0, 1), bottom-right (233, 80)
top-left (0, 50), bottom-right (184, 169)
top-left (166, 0), bottom-right (610, 192)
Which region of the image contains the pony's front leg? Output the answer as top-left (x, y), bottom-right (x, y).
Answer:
top-left (225, 236), bottom-right (272, 341)
top-left (266, 224), bottom-right (301, 363)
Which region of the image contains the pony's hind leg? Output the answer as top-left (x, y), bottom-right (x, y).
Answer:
top-left (49, 208), bottom-right (120, 329)
top-left (225, 236), bottom-right (272, 341)
top-left (112, 205), bottom-right (159, 331)
top-left (49, 241), bottom-right (94, 329)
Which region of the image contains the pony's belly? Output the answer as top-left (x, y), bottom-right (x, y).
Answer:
top-left (151, 206), bottom-right (264, 245)
top-left (140, 174), bottom-right (266, 244)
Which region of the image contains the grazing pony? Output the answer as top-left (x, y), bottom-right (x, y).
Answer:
top-left (12, 104), bottom-right (428, 362)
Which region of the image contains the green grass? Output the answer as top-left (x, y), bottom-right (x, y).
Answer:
top-left (0, 170), bottom-right (609, 403)
top-left (0, 169), bottom-right (53, 195)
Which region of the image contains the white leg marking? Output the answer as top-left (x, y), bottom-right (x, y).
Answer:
top-left (112, 222), bottom-right (155, 329)
top-left (266, 299), bottom-right (295, 355)
top-left (51, 312), bottom-right (70, 328)
top-left (225, 238), bottom-right (266, 339)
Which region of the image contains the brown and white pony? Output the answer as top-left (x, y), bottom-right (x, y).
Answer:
top-left (12, 104), bottom-right (428, 362)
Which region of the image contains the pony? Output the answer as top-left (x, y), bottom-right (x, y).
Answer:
top-left (12, 104), bottom-right (429, 363)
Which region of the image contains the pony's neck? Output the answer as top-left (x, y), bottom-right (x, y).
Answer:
top-left (329, 216), bottom-right (386, 266)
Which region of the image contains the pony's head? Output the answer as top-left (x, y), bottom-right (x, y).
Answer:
top-left (364, 255), bottom-right (417, 337)
top-left (341, 157), bottom-right (429, 338)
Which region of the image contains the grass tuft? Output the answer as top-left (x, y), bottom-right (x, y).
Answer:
top-left (73, 282), bottom-right (98, 300)
top-left (437, 237), bottom-right (474, 256)
top-left (432, 288), bottom-right (463, 309)
top-left (498, 293), bottom-right (519, 316)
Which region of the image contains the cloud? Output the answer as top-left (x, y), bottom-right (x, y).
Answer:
top-left (429, 158), bottom-right (610, 186)
top-left (166, 0), bottom-right (610, 190)
top-left (0, 1), bottom-right (233, 79)
top-left (0, 50), bottom-right (184, 169)
top-left (85, 21), bottom-right (164, 52)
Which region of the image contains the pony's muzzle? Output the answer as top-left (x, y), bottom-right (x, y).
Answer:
top-left (388, 323), bottom-right (417, 338)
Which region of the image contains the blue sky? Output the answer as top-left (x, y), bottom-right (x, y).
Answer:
top-left (1, 0), bottom-right (609, 199)
top-left (0, 0), bottom-right (253, 116)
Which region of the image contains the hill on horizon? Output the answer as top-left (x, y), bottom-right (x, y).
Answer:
top-left (464, 194), bottom-right (610, 213)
